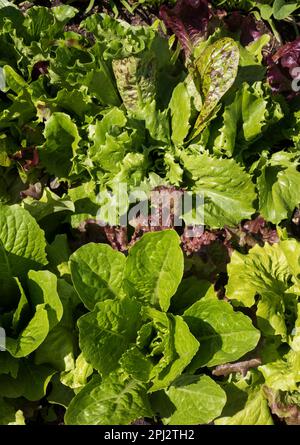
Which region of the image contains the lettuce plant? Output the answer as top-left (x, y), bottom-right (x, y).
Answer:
top-left (0, 0), bottom-right (299, 425)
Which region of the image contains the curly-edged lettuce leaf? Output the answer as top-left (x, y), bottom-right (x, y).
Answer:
top-left (67, 181), bottom-right (99, 229)
top-left (65, 373), bottom-right (152, 425)
top-left (256, 152), bottom-right (300, 224)
top-left (23, 188), bottom-right (75, 222)
top-left (1, 65), bottom-right (27, 94)
top-left (70, 242), bottom-right (126, 310)
top-left (78, 298), bottom-right (142, 376)
top-left (40, 112), bottom-right (80, 180)
top-left (112, 54), bottom-right (169, 143)
top-left (83, 14), bottom-right (156, 60)
top-left (60, 353), bottom-right (93, 390)
top-left (259, 350), bottom-right (300, 392)
top-left (210, 82), bottom-right (284, 157)
top-left (191, 38), bottom-right (240, 139)
top-left (140, 307), bottom-right (199, 392)
top-left (226, 241), bottom-right (300, 339)
top-left (227, 242), bottom-right (292, 307)
top-left (88, 108), bottom-right (128, 171)
top-left (87, 107), bottom-right (144, 173)
top-left (290, 303), bottom-right (300, 351)
top-left (181, 152), bottom-right (256, 227)
top-left (23, 5), bottom-right (78, 41)
top-left (163, 374), bottom-right (227, 425)
top-left (215, 385), bottom-right (273, 425)
top-left (124, 230), bottom-right (184, 312)
top-left (263, 386), bottom-right (300, 425)
top-left (184, 299), bottom-right (260, 368)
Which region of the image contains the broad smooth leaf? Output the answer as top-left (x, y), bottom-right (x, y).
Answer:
top-left (169, 82), bottom-right (191, 145)
top-left (0, 361), bottom-right (56, 401)
top-left (34, 280), bottom-right (79, 371)
top-left (124, 230), bottom-right (184, 312)
top-left (70, 242), bottom-right (126, 310)
top-left (184, 300), bottom-right (260, 368)
top-left (6, 271), bottom-right (62, 358)
top-left (0, 204), bottom-right (47, 279)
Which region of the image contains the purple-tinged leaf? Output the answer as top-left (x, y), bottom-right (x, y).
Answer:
top-left (192, 37), bottom-right (240, 138)
top-left (226, 12), bottom-right (263, 46)
top-left (267, 37), bottom-right (300, 98)
top-left (159, 0), bottom-right (213, 58)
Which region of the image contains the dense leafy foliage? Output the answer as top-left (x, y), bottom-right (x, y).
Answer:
top-left (0, 0), bottom-right (299, 425)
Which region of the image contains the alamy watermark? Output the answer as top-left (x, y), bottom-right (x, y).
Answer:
top-left (94, 183), bottom-right (205, 238)
top-left (291, 67), bottom-right (300, 93)
top-left (0, 327), bottom-right (6, 351)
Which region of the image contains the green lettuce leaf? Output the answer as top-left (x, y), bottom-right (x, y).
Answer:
top-left (0, 203), bottom-right (47, 277)
top-left (6, 270), bottom-right (62, 358)
top-left (226, 241), bottom-right (299, 339)
top-left (169, 82), bottom-right (191, 145)
top-left (60, 353), bottom-right (93, 390)
top-left (215, 386), bottom-right (273, 425)
top-left (0, 360), bottom-right (55, 401)
top-left (124, 230), bottom-right (183, 312)
top-left (65, 373), bottom-right (152, 425)
top-left (40, 112), bottom-right (80, 179)
top-left (163, 374), bottom-right (227, 425)
top-left (257, 152), bottom-right (300, 224)
top-left (70, 242), bottom-right (126, 310)
top-left (78, 298), bottom-right (141, 376)
top-left (184, 299), bottom-right (260, 368)
top-left (34, 279), bottom-right (79, 372)
top-left (23, 188), bottom-right (75, 222)
top-left (181, 152), bottom-right (256, 227)
top-left (144, 308), bottom-right (199, 392)
top-left (0, 397), bottom-right (24, 425)
top-left (259, 350), bottom-right (300, 392)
